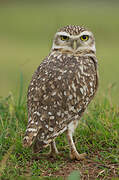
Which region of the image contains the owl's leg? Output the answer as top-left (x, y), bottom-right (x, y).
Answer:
top-left (67, 121), bottom-right (86, 161)
top-left (42, 140), bottom-right (59, 158)
top-left (49, 140), bottom-right (59, 156)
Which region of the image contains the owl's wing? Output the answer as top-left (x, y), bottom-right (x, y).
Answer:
top-left (23, 67), bottom-right (44, 147)
top-left (23, 58), bottom-right (57, 147)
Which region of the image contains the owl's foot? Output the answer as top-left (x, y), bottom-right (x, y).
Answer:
top-left (43, 151), bottom-right (59, 158)
top-left (70, 151), bottom-right (87, 161)
top-left (67, 128), bottom-right (86, 161)
top-left (32, 151), bottom-right (59, 160)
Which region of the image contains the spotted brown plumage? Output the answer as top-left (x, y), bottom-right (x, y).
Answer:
top-left (58, 25), bottom-right (86, 35)
top-left (23, 25), bottom-right (98, 160)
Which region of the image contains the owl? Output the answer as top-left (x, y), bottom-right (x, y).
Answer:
top-left (23, 25), bottom-right (98, 160)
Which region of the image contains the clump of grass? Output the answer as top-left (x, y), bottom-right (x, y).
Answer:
top-left (75, 97), bottom-right (119, 155)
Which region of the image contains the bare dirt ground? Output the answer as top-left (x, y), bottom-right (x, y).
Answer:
top-left (37, 152), bottom-right (119, 179)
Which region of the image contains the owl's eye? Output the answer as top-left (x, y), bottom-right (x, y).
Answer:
top-left (60, 35), bottom-right (69, 41)
top-left (80, 35), bottom-right (89, 41)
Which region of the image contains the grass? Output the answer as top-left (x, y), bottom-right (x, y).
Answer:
top-left (0, 91), bottom-right (119, 179)
top-left (0, 1), bottom-right (119, 179)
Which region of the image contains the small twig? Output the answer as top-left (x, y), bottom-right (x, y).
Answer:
top-left (97, 169), bottom-right (105, 177)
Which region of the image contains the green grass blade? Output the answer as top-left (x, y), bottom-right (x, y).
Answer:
top-left (18, 72), bottom-right (23, 108)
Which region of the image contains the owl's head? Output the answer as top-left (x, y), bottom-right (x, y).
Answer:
top-left (52, 25), bottom-right (96, 55)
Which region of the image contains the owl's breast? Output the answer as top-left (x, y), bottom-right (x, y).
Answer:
top-left (53, 54), bottom-right (98, 112)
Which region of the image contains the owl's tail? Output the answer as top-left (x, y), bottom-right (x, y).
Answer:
top-left (23, 116), bottom-right (41, 147)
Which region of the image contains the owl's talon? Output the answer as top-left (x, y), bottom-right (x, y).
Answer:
top-left (43, 151), bottom-right (59, 158)
top-left (70, 152), bottom-right (87, 161)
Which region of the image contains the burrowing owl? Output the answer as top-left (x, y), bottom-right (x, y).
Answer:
top-left (23, 25), bottom-right (98, 160)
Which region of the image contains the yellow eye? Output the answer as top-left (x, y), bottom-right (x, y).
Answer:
top-left (60, 35), bottom-right (69, 41)
top-left (80, 35), bottom-right (89, 41)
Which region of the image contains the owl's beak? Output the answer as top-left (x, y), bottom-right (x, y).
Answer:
top-left (72, 40), bottom-right (78, 50)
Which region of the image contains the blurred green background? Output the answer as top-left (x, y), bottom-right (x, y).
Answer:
top-left (0, 0), bottom-right (119, 103)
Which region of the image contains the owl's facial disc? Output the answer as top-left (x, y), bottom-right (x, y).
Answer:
top-left (52, 30), bottom-right (96, 55)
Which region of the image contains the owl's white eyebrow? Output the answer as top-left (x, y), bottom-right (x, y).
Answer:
top-left (56, 32), bottom-right (70, 37)
top-left (79, 31), bottom-right (93, 37)
top-left (56, 31), bottom-right (93, 39)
